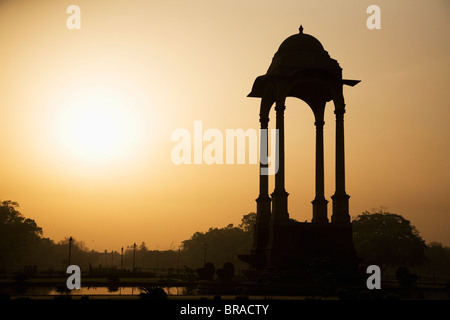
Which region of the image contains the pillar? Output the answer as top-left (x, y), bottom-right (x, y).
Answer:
top-left (331, 107), bottom-right (350, 223)
top-left (252, 113), bottom-right (271, 261)
top-left (312, 106), bottom-right (328, 223)
top-left (256, 114), bottom-right (271, 222)
top-left (271, 100), bottom-right (289, 222)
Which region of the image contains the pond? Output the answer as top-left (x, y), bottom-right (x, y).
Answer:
top-left (49, 286), bottom-right (192, 296)
top-left (1, 286), bottom-right (194, 297)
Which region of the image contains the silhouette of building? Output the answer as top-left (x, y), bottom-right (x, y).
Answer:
top-left (239, 26), bottom-right (362, 283)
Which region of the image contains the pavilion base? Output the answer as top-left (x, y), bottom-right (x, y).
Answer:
top-left (238, 221), bottom-right (364, 285)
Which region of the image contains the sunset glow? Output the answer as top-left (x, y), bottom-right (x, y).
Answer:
top-left (0, 0), bottom-right (449, 254)
top-left (53, 84), bottom-right (141, 163)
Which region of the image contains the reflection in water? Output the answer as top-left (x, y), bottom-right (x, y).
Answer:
top-left (0, 285), bottom-right (53, 296)
top-left (49, 286), bottom-right (139, 295)
top-left (0, 284), bottom-right (194, 297)
top-left (46, 286), bottom-right (190, 296)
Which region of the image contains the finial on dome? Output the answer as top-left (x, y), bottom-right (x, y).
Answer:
top-left (299, 25), bottom-right (304, 34)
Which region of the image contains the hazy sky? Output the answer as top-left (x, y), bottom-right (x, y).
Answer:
top-left (1, 0), bottom-right (449, 251)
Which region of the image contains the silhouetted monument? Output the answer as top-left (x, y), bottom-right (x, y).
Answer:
top-left (239, 26), bottom-right (362, 284)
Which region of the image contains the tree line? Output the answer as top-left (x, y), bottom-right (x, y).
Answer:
top-left (1, 200), bottom-right (450, 280)
top-left (0, 200), bottom-right (253, 274)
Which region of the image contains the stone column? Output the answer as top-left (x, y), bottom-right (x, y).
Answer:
top-left (256, 115), bottom-right (271, 222)
top-left (252, 113), bottom-right (271, 263)
top-left (331, 107), bottom-right (350, 223)
top-left (312, 109), bottom-right (328, 223)
top-left (271, 100), bottom-right (289, 222)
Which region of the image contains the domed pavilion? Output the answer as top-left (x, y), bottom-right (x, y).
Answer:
top-left (240, 26), bottom-right (362, 284)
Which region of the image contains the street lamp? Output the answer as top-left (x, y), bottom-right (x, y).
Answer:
top-left (121, 247), bottom-right (124, 270)
top-left (203, 242), bottom-right (207, 265)
top-left (132, 243), bottom-right (136, 272)
top-left (68, 236), bottom-right (73, 266)
top-left (177, 248), bottom-right (180, 275)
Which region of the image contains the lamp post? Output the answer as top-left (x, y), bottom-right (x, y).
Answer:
top-left (156, 249), bottom-right (159, 273)
top-left (111, 250), bottom-right (114, 267)
top-left (132, 243), bottom-right (136, 272)
top-left (68, 236), bottom-right (73, 266)
top-left (121, 247), bottom-right (124, 271)
top-left (177, 248), bottom-right (180, 276)
top-left (104, 249), bottom-right (107, 268)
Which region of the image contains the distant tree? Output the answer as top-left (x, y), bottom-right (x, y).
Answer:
top-left (139, 242), bottom-right (148, 252)
top-left (0, 200), bottom-right (43, 267)
top-left (239, 212), bottom-right (256, 232)
top-left (181, 213), bottom-right (256, 269)
top-left (426, 242), bottom-right (450, 267)
top-left (55, 237), bottom-right (95, 268)
top-left (415, 242), bottom-right (450, 278)
top-left (352, 209), bottom-right (427, 268)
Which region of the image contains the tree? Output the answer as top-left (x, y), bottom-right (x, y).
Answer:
top-left (0, 200), bottom-right (43, 267)
top-left (139, 242), bottom-right (148, 252)
top-left (352, 209), bottom-right (427, 268)
top-left (239, 212), bottom-right (256, 232)
top-left (415, 242), bottom-right (450, 278)
top-left (181, 214), bottom-right (256, 269)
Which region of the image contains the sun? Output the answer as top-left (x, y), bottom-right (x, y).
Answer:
top-left (54, 84), bottom-right (142, 163)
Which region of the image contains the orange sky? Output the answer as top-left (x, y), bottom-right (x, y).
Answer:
top-left (0, 0), bottom-right (449, 252)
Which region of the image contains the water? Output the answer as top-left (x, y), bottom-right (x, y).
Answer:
top-left (48, 286), bottom-right (190, 296)
top-left (1, 286), bottom-right (193, 297)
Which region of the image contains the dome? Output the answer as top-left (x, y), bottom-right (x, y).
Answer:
top-left (248, 26), bottom-right (359, 99)
top-left (277, 26), bottom-right (325, 54)
top-left (266, 25), bottom-right (340, 76)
